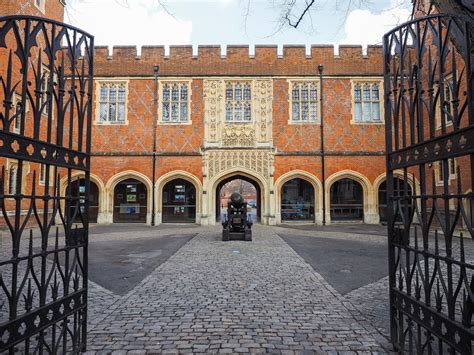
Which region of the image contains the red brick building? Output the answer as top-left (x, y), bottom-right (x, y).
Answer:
top-left (1, 0), bottom-right (425, 227)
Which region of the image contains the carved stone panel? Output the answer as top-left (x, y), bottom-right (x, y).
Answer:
top-left (203, 78), bottom-right (273, 148)
top-left (206, 150), bottom-right (273, 181)
top-left (203, 79), bottom-right (223, 144)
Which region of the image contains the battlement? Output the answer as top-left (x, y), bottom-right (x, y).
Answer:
top-left (93, 44), bottom-right (384, 77)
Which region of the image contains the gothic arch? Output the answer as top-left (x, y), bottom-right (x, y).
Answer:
top-left (208, 168), bottom-right (268, 225)
top-left (373, 171), bottom-right (420, 222)
top-left (105, 170), bottom-right (153, 224)
top-left (155, 170), bottom-right (203, 224)
top-left (59, 173), bottom-right (106, 222)
top-left (326, 170), bottom-right (374, 224)
top-left (274, 170), bottom-right (323, 224)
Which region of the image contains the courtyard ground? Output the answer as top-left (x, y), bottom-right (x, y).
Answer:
top-left (80, 223), bottom-right (393, 354)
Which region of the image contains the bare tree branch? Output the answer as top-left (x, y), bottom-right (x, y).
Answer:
top-left (285, 0), bottom-right (316, 28)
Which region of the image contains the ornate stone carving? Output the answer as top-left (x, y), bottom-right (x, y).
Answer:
top-left (203, 78), bottom-right (273, 148)
top-left (254, 80), bottom-right (273, 144)
top-left (222, 124), bottom-right (255, 147)
top-left (204, 80), bottom-right (223, 143)
top-left (206, 150), bottom-right (273, 181)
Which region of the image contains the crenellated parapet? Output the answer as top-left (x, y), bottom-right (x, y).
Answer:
top-left (93, 44), bottom-right (383, 77)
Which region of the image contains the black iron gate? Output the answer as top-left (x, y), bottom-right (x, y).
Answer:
top-left (384, 14), bottom-right (474, 353)
top-left (0, 16), bottom-right (93, 353)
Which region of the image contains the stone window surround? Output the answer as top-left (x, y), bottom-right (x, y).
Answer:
top-left (34, 0), bottom-right (46, 13)
top-left (94, 79), bottom-right (129, 125)
top-left (11, 92), bottom-right (30, 134)
top-left (435, 158), bottom-right (457, 186)
top-left (435, 72), bottom-right (457, 130)
top-left (287, 78), bottom-right (321, 125)
top-left (350, 78), bottom-right (384, 125)
top-left (224, 80), bottom-right (253, 123)
top-left (6, 159), bottom-right (29, 194)
top-left (158, 79), bottom-right (192, 125)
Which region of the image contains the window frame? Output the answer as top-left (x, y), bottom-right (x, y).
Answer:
top-left (34, 0), bottom-right (46, 13)
top-left (224, 80), bottom-right (253, 123)
top-left (95, 80), bottom-right (129, 125)
top-left (158, 80), bottom-right (192, 125)
top-left (11, 92), bottom-right (29, 134)
top-left (435, 158), bottom-right (457, 186)
top-left (287, 79), bottom-right (321, 125)
top-left (435, 72), bottom-right (457, 130)
top-left (350, 78), bottom-right (384, 125)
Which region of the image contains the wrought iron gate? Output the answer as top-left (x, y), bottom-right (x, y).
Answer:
top-left (0, 16), bottom-right (93, 353)
top-left (384, 14), bottom-right (474, 353)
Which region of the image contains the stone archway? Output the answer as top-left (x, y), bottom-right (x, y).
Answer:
top-left (274, 170), bottom-right (323, 224)
top-left (208, 169), bottom-right (267, 225)
top-left (155, 170), bottom-right (202, 225)
top-left (106, 171), bottom-right (153, 224)
top-left (215, 175), bottom-right (261, 223)
top-left (325, 170), bottom-right (375, 224)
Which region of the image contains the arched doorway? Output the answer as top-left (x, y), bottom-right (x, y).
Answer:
top-left (281, 178), bottom-right (315, 221)
top-left (113, 178), bottom-right (148, 223)
top-left (378, 178), bottom-right (413, 223)
top-left (162, 178), bottom-right (196, 223)
top-left (330, 178), bottom-right (364, 221)
top-left (216, 175), bottom-right (260, 223)
top-left (68, 179), bottom-right (99, 223)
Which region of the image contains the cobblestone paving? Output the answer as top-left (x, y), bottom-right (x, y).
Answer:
top-left (86, 226), bottom-right (387, 354)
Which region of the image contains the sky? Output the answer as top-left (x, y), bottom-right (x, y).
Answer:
top-left (65, 0), bottom-right (413, 54)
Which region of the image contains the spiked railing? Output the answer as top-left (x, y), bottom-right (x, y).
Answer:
top-left (0, 16), bottom-right (93, 353)
top-left (384, 14), bottom-right (474, 353)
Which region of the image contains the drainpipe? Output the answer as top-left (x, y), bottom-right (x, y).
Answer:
top-left (319, 64), bottom-right (326, 225)
top-left (151, 64), bottom-right (159, 226)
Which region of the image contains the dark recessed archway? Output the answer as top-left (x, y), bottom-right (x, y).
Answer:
top-left (330, 178), bottom-right (364, 221)
top-left (281, 178), bottom-right (315, 221)
top-left (162, 178), bottom-right (197, 223)
top-left (68, 179), bottom-right (99, 223)
top-left (378, 178), bottom-right (413, 223)
top-left (113, 178), bottom-right (148, 223)
top-left (216, 174), bottom-right (260, 223)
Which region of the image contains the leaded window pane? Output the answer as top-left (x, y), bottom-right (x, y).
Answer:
top-left (372, 84), bottom-right (379, 100)
top-left (163, 85), bottom-right (170, 101)
top-left (354, 85), bottom-right (362, 102)
top-left (244, 103), bottom-right (251, 121)
top-left (181, 85), bottom-right (188, 100)
top-left (118, 104), bottom-right (126, 121)
top-left (172, 84), bottom-right (179, 101)
top-left (235, 103), bottom-right (242, 121)
top-left (243, 84), bottom-right (251, 100)
top-left (292, 102), bottom-right (300, 120)
top-left (109, 85), bottom-right (117, 101)
top-left (226, 85), bottom-right (233, 100)
top-left (118, 85), bottom-right (126, 102)
top-left (355, 102), bottom-right (362, 122)
top-left (235, 84), bottom-right (242, 101)
top-left (292, 84), bottom-right (300, 100)
top-left (163, 102), bottom-right (170, 121)
top-left (100, 85), bottom-right (108, 101)
top-left (180, 103), bottom-right (188, 121)
top-left (372, 103), bottom-right (380, 121)
top-left (100, 103), bottom-right (107, 122)
top-left (226, 102), bottom-right (233, 121)
top-left (301, 84), bottom-right (308, 101)
top-left (310, 102), bottom-right (318, 121)
top-left (171, 102), bottom-right (179, 121)
top-left (109, 103), bottom-right (116, 121)
top-left (225, 82), bottom-right (251, 122)
top-left (310, 84), bottom-right (317, 101)
top-left (301, 102), bottom-right (309, 121)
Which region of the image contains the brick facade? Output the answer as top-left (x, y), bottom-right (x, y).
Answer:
top-left (0, 0), bottom-right (415, 227)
